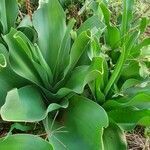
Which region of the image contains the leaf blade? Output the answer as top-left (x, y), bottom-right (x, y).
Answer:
top-left (0, 134), bottom-right (53, 150)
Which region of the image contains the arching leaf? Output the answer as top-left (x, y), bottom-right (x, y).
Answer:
top-left (0, 0), bottom-right (18, 34)
top-left (0, 134), bottom-right (53, 150)
top-left (45, 95), bottom-right (109, 150)
top-left (0, 44), bottom-right (27, 107)
top-left (33, 0), bottom-right (66, 72)
top-left (1, 85), bottom-right (68, 122)
top-left (103, 123), bottom-right (127, 150)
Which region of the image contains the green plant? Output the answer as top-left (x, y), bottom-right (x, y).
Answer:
top-left (0, 0), bottom-right (107, 149)
top-left (87, 1), bottom-right (150, 149)
top-left (0, 0), bottom-right (150, 149)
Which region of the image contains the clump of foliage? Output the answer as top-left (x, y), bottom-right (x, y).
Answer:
top-left (0, 0), bottom-right (150, 149)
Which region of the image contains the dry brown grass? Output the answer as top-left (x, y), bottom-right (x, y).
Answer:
top-left (126, 127), bottom-right (150, 150)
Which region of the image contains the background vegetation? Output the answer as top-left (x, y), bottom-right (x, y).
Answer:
top-left (17, 1), bottom-right (150, 149)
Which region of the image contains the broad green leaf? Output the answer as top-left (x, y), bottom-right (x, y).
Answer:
top-left (121, 0), bottom-right (134, 36)
top-left (48, 57), bottom-right (103, 100)
top-left (105, 26), bottom-right (121, 49)
top-left (54, 19), bottom-right (75, 79)
top-left (0, 69), bottom-right (22, 107)
top-left (100, 3), bottom-right (111, 26)
top-left (1, 85), bottom-right (68, 122)
top-left (77, 15), bottom-right (105, 37)
top-left (0, 0), bottom-right (18, 34)
top-left (75, 11), bottom-right (106, 66)
top-left (53, 31), bottom-right (91, 89)
top-left (108, 108), bottom-right (150, 127)
top-left (103, 123), bottom-right (127, 150)
top-left (33, 44), bottom-right (53, 85)
top-left (0, 44), bottom-right (27, 107)
top-left (64, 31), bottom-right (91, 75)
top-left (64, 58), bottom-right (103, 94)
top-left (121, 78), bottom-right (140, 92)
top-left (103, 93), bottom-right (150, 111)
top-left (1, 86), bottom-right (46, 122)
top-left (3, 29), bottom-right (43, 85)
top-left (33, 0), bottom-right (66, 71)
top-left (4, 29), bottom-right (53, 88)
top-left (121, 61), bottom-right (140, 80)
top-left (46, 95), bottom-right (108, 150)
top-left (123, 81), bottom-right (150, 97)
top-left (18, 26), bottom-right (37, 43)
top-left (128, 93), bottom-right (150, 109)
top-left (0, 134), bottom-right (53, 150)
